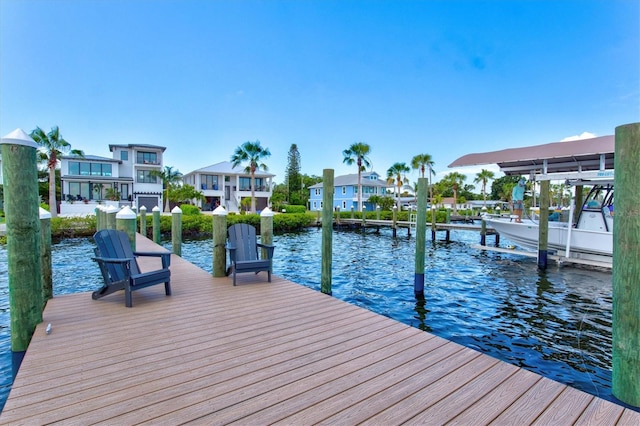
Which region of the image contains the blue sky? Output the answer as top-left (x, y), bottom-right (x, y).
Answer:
top-left (1, 0), bottom-right (638, 189)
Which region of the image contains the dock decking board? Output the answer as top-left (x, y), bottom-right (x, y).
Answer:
top-left (1, 235), bottom-right (637, 425)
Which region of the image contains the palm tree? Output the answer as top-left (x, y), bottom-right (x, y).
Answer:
top-left (29, 126), bottom-right (84, 218)
top-left (444, 171), bottom-right (466, 215)
top-left (342, 142), bottom-right (371, 212)
top-left (231, 140), bottom-right (271, 213)
top-left (387, 162), bottom-right (410, 211)
top-left (474, 169), bottom-right (495, 208)
top-left (411, 153), bottom-right (435, 203)
top-left (150, 166), bottom-right (183, 212)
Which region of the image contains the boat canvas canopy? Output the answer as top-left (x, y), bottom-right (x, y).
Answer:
top-left (448, 135), bottom-right (614, 178)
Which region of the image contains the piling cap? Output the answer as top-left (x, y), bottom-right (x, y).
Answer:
top-left (106, 205), bottom-right (119, 213)
top-left (139, 205), bottom-right (147, 211)
top-left (116, 205), bottom-right (136, 219)
top-left (152, 206), bottom-right (161, 212)
top-left (171, 206), bottom-right (182, 214)
top-left (1, 128), bottom-right (38, 148)
top-left (213, 205), bottom-right (228, 216)
top-left (39, 207), bottom-right (52, 219)
top-left (260, 207), bottom-right (274, 217)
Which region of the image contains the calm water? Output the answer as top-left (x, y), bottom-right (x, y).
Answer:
top-left (0, 228), bottom-right (619, 411)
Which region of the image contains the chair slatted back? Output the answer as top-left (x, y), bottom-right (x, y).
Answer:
top-left (94, 229), bottom-right (142, 281)
top-left (228, 224), bottom-right (259, 262)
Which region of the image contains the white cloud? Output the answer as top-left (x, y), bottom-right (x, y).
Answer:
top-left (560, 131), bottom-right (596, 142)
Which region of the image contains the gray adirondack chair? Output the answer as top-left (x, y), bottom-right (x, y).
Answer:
top-left (226, 223), bottom-right (275, 286)
top-left (92, 229), bottom-right (171, 307)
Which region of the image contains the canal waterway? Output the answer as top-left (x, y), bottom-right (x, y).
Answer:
top-left (0, 228), bottom-right (617, 411)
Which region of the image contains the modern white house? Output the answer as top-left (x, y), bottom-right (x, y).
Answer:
top-left (59, 143), bottom-right (166, 215)
top-left (307, 171), bottom-right (391, 212)
top-left (182, 161), bottom-right (275, 213)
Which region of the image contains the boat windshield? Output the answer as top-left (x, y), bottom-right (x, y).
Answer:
top-left (582, 184), bottom-right (614, 212)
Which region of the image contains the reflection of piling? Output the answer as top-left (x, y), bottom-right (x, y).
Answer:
top-left (392, 206), bottom-right (397, 238)
top-left (40, 208), bottom-right (53, 303)
top-left (212, 206), bottom-right (227, 277)
top-left (172, 206), bottom-right (182, 257)
top-left (1, 129), bottom-right (43, 379)
top-left (321, 169), bottom-right (334, 295)
top-left (414, 178), bottom-right (427, 298)
top-left (431, 206), bottom-right (436, 240)
top-left (612, 122), bottom-right (640, 408)
top-left (537, 180), bottom-right (549, 269)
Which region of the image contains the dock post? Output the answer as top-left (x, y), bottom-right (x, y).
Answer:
top-left (95, 206), bottom-right (102, 231)
top-left (350, 206), bottom-right (354, 219)
top-left (376, 205), bottom-right (380, 220)
top-left (316, 208), bottom-right (321, 226)
top-left (414, 178), bottom-right (428, 298)
top-left (480, 218), bottom-right (487, 246)
top-left (336, 207), bottom-right (340, 225)
top-left (116, 206), bottom-right (137, 251)
top-left (260, 207), bottom-right (274, 260)
top-left (612, 122), bottom-right (640, 408)
top-left (40, 208), bottom-right (53, 303)
top-left (152, 206), bottom-right (161, 244)
top-left (431, 205), bottom-right (436, 240)
top-left (171, 206), bottom-right (182, 257)
top-left (212, 206), bottom-right (228, 277)
top-left (321, 169), bottom-right (334, 295)
top-left (538, 180), bottom-right (549, 270)
top-left (446, 208), bottom-right (450, 223)
top-left (106, 205), bottom-right (118, 229)
top-left (362, 206), bottom-right (366, 229)
top-left (573, 185), bottom-right (583, 225)
top-left (139, 205), bottom-right (147, 237)
top-left (1, 129), bottom-right (43, 379)
top-left (392, 206), bottom-right (397, 238)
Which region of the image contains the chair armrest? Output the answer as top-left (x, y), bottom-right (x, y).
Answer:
top-left (92, 256), bottom-right (133, 265)
top-left (134, 251), bottom-right (171, 268)
top-left (226, 244), bottom-right (237, 261)
top-left (256, 243), bottom-right (275, 259)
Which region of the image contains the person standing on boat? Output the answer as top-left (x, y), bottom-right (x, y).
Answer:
top-left (512, 178), bottom-right (526, 223)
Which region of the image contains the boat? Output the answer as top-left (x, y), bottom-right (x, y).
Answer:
top-left (484, 182), bottom-right (614, 266)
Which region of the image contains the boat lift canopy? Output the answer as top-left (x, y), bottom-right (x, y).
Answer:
top-left (448, 135), bottom-right (614, 181)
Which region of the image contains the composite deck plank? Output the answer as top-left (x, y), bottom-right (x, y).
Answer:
top-left (1, 234), bottom-right (639, 425)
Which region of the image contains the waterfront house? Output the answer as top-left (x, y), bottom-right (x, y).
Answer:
top-left (59, 144), bottom-right (166, 215)
top-left (308, 171), bottom-right (391, 212)
top-left (182, 161), bottom-right (275, 213)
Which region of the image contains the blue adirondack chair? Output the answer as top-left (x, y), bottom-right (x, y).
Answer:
top-left (226, 223), bottom-right (275, 286)
top-left (92, 229), bottom-right (171, 307)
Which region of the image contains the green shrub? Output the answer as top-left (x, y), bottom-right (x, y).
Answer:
top-left (281, 205), bottom-right (306, 214)
top-left (179, 204), bottom-right (201, 215)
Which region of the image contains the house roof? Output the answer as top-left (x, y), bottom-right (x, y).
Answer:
top-left (448, 135), bottom-right (614, 176)
top-left (309, 171), bottom-right (390, 189)
top-left (62, 154), bottom-right (121, 163)
top-left (109, 143), bottom-right (167, 152)
top-left (183, 161), bottom-right (275, 178)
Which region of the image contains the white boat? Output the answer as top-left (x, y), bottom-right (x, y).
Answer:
top-left (485, 183), bottom-right (614, 265)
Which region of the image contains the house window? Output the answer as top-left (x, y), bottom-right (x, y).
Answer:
top-left (136, 151), bottom-right (158, 164)
top-left (239, 177), bottom-right (264, 191)
top-left (342, 186), bottom-right (346, 195)
top-left (120, 184), bottom-right (129, 200)
top-left (137, 170), bottom-right (157, 183)
top-left (68, 182), bottom-right (91, 200)
top-left (121, 151), bottom-right (128, 161)
top-left (315, 188), bottom-right (321, 195)
top-left (312, 201), bottom-right (318, 209)
top-left (202, 175), bottom-right (219, 190)
top-left (69, 161), bottom-right (112, 177)
top-left (342, 201), bottom-right (347, 209)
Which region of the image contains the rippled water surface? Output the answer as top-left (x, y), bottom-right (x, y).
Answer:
top-left (0, 228), bottom-right (618, 411)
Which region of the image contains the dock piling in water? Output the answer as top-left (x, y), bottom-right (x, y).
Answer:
top-left (414, 178), bottom-right (427, 298)
top-left (321, 169), bottom-right (334, 295)
top-left (212, 206), bottom-right (228, 277)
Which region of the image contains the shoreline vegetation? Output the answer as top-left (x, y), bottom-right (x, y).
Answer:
top-left (0, 207), bottom-right (460, 244)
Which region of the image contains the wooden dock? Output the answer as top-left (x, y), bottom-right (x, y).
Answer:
top-left (1, 235), bottom-right (637, 424)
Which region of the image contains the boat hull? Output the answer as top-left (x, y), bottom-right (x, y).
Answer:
top-left (485, 218), bottom-right (612, 263)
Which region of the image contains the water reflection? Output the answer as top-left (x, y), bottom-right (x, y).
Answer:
top-left (0, 228), bottom-right (617, 409)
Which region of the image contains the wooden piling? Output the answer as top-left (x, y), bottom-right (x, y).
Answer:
top-left (392, 206), bottom-right (397, 238)
top-left (431, 206), bottom-right (436, 240)
top-left (212, 206), bottom-right (228, 277)
top-left (116, 206), bottom-right (137, 251)
top-left (480, 218), bottom-right (487, 246)
top-left (39, 208), bottom-right (53, 303)
top-left (414, 178), bottom-right (427, 297)
top-left (139, 205), bottom-right (147, 237)
top-left (260, 207), bottom-right (274, 260)
top-left (538, 180), bottom-right (549, 269)
top-left (106, 205), bottom-right (117, 229)
top-left (172, 206), bottom-right (182, 257)
top-left (321, 169), bottom-right (334, 295)
top-left (612, 122), bottom-right (640, 407)
top-left (152, 206), bottom-right (161, 244)
top-left (1, 129), bottom-right (43, 378)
